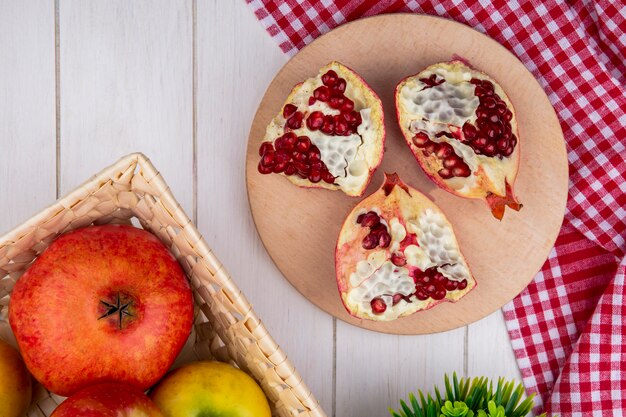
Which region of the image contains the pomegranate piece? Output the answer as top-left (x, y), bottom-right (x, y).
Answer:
top-left (396, 60), bottom-right (522, 220)
top-left (335, 173), bottom-right (476, 321)
top-left (257, 61), bottom-right (385, 197)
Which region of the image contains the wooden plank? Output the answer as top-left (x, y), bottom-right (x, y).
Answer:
top-left (58, 0), bottom-right (193, 213)
top-left (468, 310), bottom-right (522, 381)
top-left (0, 0), bottom-right (56, 234)
top-left (196, 0), bottom-right (334, 414)
top-left (336, 324), bottom-right (466, 417)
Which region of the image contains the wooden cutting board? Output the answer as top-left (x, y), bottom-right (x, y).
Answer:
top-left (245, 14), bottom-right (568, 335)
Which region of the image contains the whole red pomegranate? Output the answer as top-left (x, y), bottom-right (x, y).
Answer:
top-left (9, 224), bottom-right (194, 396)
top-left (396, 60), bottom-right (522, 219)
top-left (258, 61), bottom-right (385, 197)
top-left (335, 173), bottom-right (476, 321)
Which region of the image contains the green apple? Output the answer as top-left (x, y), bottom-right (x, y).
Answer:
top-left (0, 339), bottom-right (32, 417)
top-left (150, 361), bottom-right (271, 417)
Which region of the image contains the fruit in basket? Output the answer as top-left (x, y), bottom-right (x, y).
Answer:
top-left (396, 60), bottom-right (522, 220)
top-left (0, 339), bottom-right (32, 417)
top-left (257, 61), bottom-right (385, 197)
top-left (150, 361), bottom-right (271, 417)
top-left (335, 173), bottom-right (475, 321)
top-left (8, 224), bottom-right (194, 396)
top-left (50, 382), bottom-right (164, 417)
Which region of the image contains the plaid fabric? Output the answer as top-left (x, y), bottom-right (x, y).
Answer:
top-left (245, 0), bottom-right (626, 414)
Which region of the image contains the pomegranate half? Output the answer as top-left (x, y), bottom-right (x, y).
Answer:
top-left (258, 61), bottom-right (385, 197)
top-left (396, 61), bottom-right (522, 220)
top-left (335, 173), bottom-right (476, 321)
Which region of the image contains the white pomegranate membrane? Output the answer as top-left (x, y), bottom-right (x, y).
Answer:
top-left (397, 61), bottom-right (521, 219)
top-left (258, 62), bottom-right (383, 196)
top-left (336, 174), bottom-right (475, 321)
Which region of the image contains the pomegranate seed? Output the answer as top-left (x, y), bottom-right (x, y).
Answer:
top-left (371, 223), bottom-right (386, 234)
top-left (423, 142), bottom-right (437, 156)
top-left (370, 297), bottom-right (387, 314)
top-left (412, 132), bottom-right (430, 147)
top-left (321, 115), bottom-right (334, 134)
top-left (350, 111), bottom-right (362, 126)
top-left (258, 161), bottom-right (272, 174)
top-left (334, 117), bottom-right (348, 135)
top-left (476, 108), bottom-right (488, 119)
top-left (286, 111), bottom-right (303, 129)
top-left (308, 97), bottom-right (316, 105)
top-left (293, 152), bottom-right (307, 162)
top-left (443, 155), bottom-right (458, 168)
top-left (434, 273), bottom-right (446, 284)
top-left (309, 169), bottom-right (322, 183)
top-left (496, 137), bottom-right (509, 151)
top-left (293, 161), bottom-right (308, 172)
top-left (503, 146), bottom-right (514, 157)
top-left (438, 168), bottom-right (453, 179)
top-left (503, 110), bottom-right (513, 121)
top-left (510, 135), bottom-right (518, 147)
top-left (496, 102), bottom-right (507, 114)
top-left (356, 213), bottom-right (365, 224)
top-left (322, 170), bottom-right (335, 184)
top-left (483, 143), bottom-right (496, 157)
top-left (261, 150), bottom-right (276, 167)
top-left (334, 78), bottom-right (346, 93)
top-left (425, 284), bottom-right (437, 295)
top-left (360, 212), bottom-right (380, 228)
top-left (432, 289), bottom-right (447, 300)
top-left (487, 128), bottom-right (498, 139)
top-left (452, 164), bottom-right (471, 177)
top-left (295, 136), bottom-right (311, 152)
top-left (362, 233), bottom-right (378, 250)
top-left (310, 161), bottom-right (323, 170)
top-left (272, 161), bottom-right (287, 173)
top-left (419, 275), bottom-right (432, 286)
top-left (483, 97), bottom-right (496, 108)
top-left (341, 98), bottom-right (354, 113)
top-left (474, 136), bottom-right (488, 149)
top-left (457, 280), bottom-right (468, 290)
top-left (283, 104), bottom-right (297, 118)
top-left (415, 289), bottom-right (429, 300)
top-left (329, 96), bottom-right (345, 109)
top-left (306, 111), bottom-right (324, 131)
top-left (475, 86), bottom-right (486, 96)
top-left (313, 86), bottom-right (330, 101)
top-left (258, 141), bottom-right (274, 156)
top-left (481, 80), bottom-right (494, 94)
top-left (462, 123), bottom-right (477, 139)
top-left (285, 133), bottom-right (298, 148)
top-left (285, 163), bottom-right (297, 176)
top-left (436, 143), bottom-right (453, 158)
top-left (392, 294), bottom-right (403, 306)
top-left (321, 70), bottom-right (338, 86)
top-left (275, 150), bottom-right (290, 164)
top-left (489, 114), bottom-right (500, 124)
top-left (391, 252), bottom-right (406, 266)
top-left (470, 78), bottom-right (481, 85)
top-left (445, 280), bottom-right (459, 291)
top-left (379, 232), bottom-right (391, 248)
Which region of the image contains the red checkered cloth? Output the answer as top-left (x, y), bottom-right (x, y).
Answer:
top-left (246, 0), bottom-right (626, 415)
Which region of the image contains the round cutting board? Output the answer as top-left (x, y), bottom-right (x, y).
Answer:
top-left (245, 14), bottom-right (567, 335)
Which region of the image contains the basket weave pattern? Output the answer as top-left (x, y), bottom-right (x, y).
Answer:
top-left (0, 153), bottom-right (325, 417)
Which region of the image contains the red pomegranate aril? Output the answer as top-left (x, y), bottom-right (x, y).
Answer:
top-left (434, 273), bottom-right (446, 284)
top-left (457, 280), bottom-right (468, 290)
top-left (391, 252), bottom-right (407, 266)
top-left (474, 136), bottom-right (488, 149)
top-left (310, 161), bottom-right (323, 171)
top-left (341, 98), bottom-right (354, 113)
top-left (308, 147), bottom-right (321, 162)
top-left (503, 146), bottom-right (514, 157)
top-left (321, 115), bottom-right (334, 134)
top-left (415, 290), bottom-right (429, 301)
top-left (438, 168), bottom-right (453, 179)
top-left (503, 110), bottom-right (512, 121)
top-left (443, 155), bottom-right (458, 168)
top-left (510, 135), bottom-right (518, 147)
top-left (436, 143), bottom-right (454, 158)
top-left (275, 150), bottom-right (290, 163)
top-left (306, 111), bottom-right (324, 131)
top-left (286, 111), bottom-right (303, 129)
top-left (285, 163), bottom-right (297, 176)
top-left (425, 284), bottom-right (437, 295)
top-left (423, 142), bottom-right (437, 156)
top-left (293, 161), bottom-right (308, 172)
top-left (475, 86), bottom-right (486, 97)
top-left (360, 211), bottom-right (380, 227)
top-left (335, 118), bottom-right (348, 135)
top-left (445, 280), bottom-right (459, 291)
top-left (351, 111), bottom-right (362, 127)
top-left (321, 70), bottom-right (338, 86)
top-left (462, 122), bottom-right (477, 139)
top-left (452, 164), bottom-right (471, 177)
top-left (378, 232), bottom-right (391, 248)
top-left (283, 104), bottom-right (297, 118)
top-left (329, 96), bottom-right (345, 109)
top-left (483, 97), bottom-right (496, 108)
top-left (413, 132), bottom-right (430, 147)
top-left (362, 233), bottom-right (378, 250)
top-left (392, 294), bottom-right (403, 306)
top-left (308, 97), bottom-right (316, 105)
top-left (309, 169), bottom-right (322, 183)
top-left (322, 170), bottom-right (335, 184)
top-left (481, 80), bottom-right (494, 94)
top-left (293, 152), bottom-right (307, 162)
top-left (483, 143), bottom-right (496, 157)
top-left (489, 114), bottom-right (500, 124)
top-left (334, 78), bottom-right (347, 93)
top-left (432, 289), bottom-right (447, 300)
top-left (272, 162), bottom-right (287, 173)
top-left (261, 150), bottom-right (275, 167)
top-left (313, 86), bottom-right (330, 101)
top-left (356, 213), bottom-right (366, 224)
top-left (295, 136), bottom-right (311, 152)
top-left (370, 297), bottom-right (387, 314)
top-left (258, 161), bottom-right (272, 174)
top-left (496, 138), bottom-right (509, 151)
top-left (259, 141), bottom-right (274, 157)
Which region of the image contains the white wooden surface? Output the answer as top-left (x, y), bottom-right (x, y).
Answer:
top-left (0, 1), bottom-right (522, 416)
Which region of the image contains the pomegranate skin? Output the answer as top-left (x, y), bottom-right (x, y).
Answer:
top-left (8, 224), bottom-right (194, 396)
top-left (395, 60), bottom-right (522, 220)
